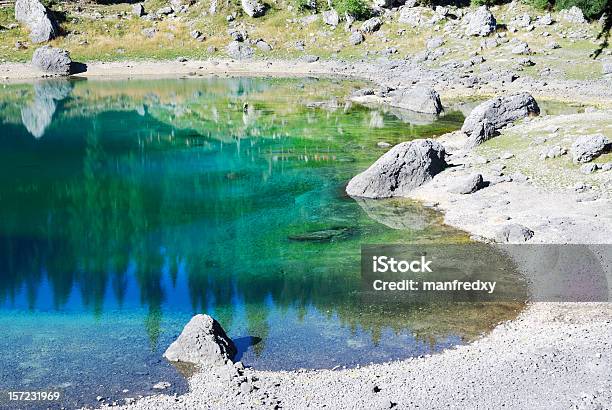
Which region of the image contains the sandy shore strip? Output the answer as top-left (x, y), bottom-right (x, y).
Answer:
top-left (2, 58), bottom-right (612, 108)
top-left (107, 303), bottom-right (611, 409)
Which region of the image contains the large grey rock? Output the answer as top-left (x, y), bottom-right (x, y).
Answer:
top-left (449, 173), bottom-right (485, 194)
top-left (15, 0), bottom-right (59, 43)
top-left (496, 224), bottom-right (534, 243)
top-left (346, 139), bottom-right (447, 198)
top-left (163, 314), bottom-right (237, 366)
top-left (31, 46), bottom-right (72, 75)
top-left (361, 17), bottom-right (382, 33)
top-left (602, 60), bottom-right (612, 76)
top-left (390, 86), bottom-right (443, 115)
top-left (570, 134), bottom-right (610, 164)
top-left (226, 41), bottom-right (254, 59)
top-left (241, 0), bottom-right (265, 17)
top-left (461, 93), bottom-right (540, 146)
top-left (323, 9), bottom-right (339, 27)
top-left (465, 6), bottom-right (496, 37)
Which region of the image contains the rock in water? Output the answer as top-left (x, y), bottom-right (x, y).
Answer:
top-left (465, 6), bottom-right (496, 37)
top-left (226, 41), bottom-right (254, 59)
top-left (31, 46), bottom-right (72, 75)
top-left (346, 139), bottom-right (447, 198)
top-left (323, 9), bottom-right (339, 27)
top-left (496, 224), bottom-right (534, 243)
top-left (15, 0), bottom-right (59, 43)
top-left (449, 173), bottom-right (485, 194)
top-left (390, 86), bottom-right (443, 115)
top-left (461, 93), bottom-right (540, 146)
top-left (288, 226), bottom-right (355, 242)
top-left (571, 134), bottom-right (610, 163)
top-left (241, 0), bottom-right (265, 17)
top-left (163, 314), bottom-right (237, 366)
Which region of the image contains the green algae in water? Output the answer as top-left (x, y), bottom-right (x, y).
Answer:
top-left (0, 77), bottom-right (524, 408)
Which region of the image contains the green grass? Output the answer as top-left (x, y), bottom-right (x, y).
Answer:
top-left (0, 0), bottom-right (608, 83)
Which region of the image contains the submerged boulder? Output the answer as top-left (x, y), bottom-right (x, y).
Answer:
top-left (390, 86), bottom-right (443, 115)
top-left (163, 314), bottom-right (237, 366)
top-left (288, 226), bottom-right (355, 242)
top-left (346, 139), bottom-right (447, 198)
top-left (465, 6), bottom-right (496, 37)
top-left (15, 0), bottom-right (59, 43)
top-left (570, 134), bottom-right (610, 164)
top-left (461, 93), bottom-right (540, 146)
top-left (31, 46), bottom-right (72, 75)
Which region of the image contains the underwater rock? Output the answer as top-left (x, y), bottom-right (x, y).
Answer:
top-left (163, 314), bottom-right (237, 366)
top-left (288, 226), bottom-right (355, 242)
top-left (353, 198), bottom-right (432, 231)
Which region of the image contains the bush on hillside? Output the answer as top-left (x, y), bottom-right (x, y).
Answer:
top-left (554, 0), bottom-right (607, 20)
top-left (334, 0), bottom-right (370, 20)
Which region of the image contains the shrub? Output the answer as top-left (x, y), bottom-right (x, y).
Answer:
top-left (293, 0), bottom-right (321, 12)
top-left (554, 0), bottom-right (607, 20)
top-left (334, 0), bottom-right (370, 20)
top-left (522, 0), bottom-right (551, 9)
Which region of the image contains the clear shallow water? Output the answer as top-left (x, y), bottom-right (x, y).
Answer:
top-left (0, 77), bottom-right (523, 408)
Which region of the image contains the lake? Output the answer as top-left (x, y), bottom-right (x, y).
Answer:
top-left (0, 77), bottom-right (524, 408)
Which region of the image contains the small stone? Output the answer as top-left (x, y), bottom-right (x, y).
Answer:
top-left (303, 55), bottom-right (319, 63)
top-left (496, 224), bottom-right (534, 243)
top-left (349, 31), bottom-right (365, 46)
top-left (580, 163), bottom-right (599, 174)
top-left (449, 173), bottom-right (485, 194)
top-left (153, 382), bottom-right (171, 390)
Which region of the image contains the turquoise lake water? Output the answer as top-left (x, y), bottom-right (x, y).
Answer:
top-left (0, 77), bottom-right (524, 408)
